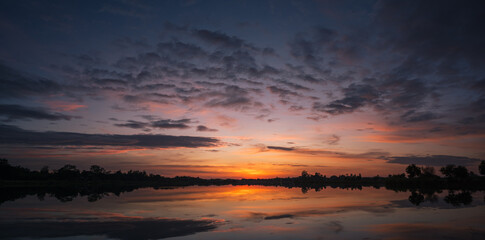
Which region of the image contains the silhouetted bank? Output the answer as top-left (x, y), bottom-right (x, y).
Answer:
top-left (1, 159), bottom-right (484, 205)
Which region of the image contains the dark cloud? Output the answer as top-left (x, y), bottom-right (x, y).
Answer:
top-left (192, 29), bottom-right (248, 49)
top-left (0, 124), bottom-right (220, 148)
top-left (204, 85), bottom-right (254, 110)
top-left (374, 0), bottom-right (485, 69)
top-left (400, 110), bottom-right (440, 123)
top-left (0, 64), bottom-right (62, 99)
top-left (267, 146), bottom-right (295, 151)
top-left (114, 118), bottom-right (193, 130)
top-left (313, 84), bottom-right (379, 115)
top-left (276, 79), bottom-right (311, 91)
top-left (134, 83), bottom-right (176, 91)
top-left (0, 104), bottom-right (75, 121)
top-left (93, 78), bottom-right (128, 87)
top-left (472, 78), bottom-right (485, 91)
top-left (196, 125), bottom-right (218, 132)
top-left (289, 26), bottom-right (365, 70)
top-left (0, 218), bottom-right (218, 240)
top-left (151, 119), bottom-right (191, 129)
top-left (264, 214), bottom-right (295, 220)
top-left (114, 120), bottom-right (149, 129)
top-left (289, 32), bottom-right (326, 67)
top-left (267, 86), bottom-right (300, 98)
top-left (157, 40), bottom-right (208, 59)
top-left (296, 73), bottom-right (324, 83)
top-left (380, 78), bottom-right (433, 110)
top-left (387, 155), bottom-right (482, 166)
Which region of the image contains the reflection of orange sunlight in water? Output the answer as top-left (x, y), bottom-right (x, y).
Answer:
top-left (216, 185), bottom-right (274, 199)
top-left (213, 225), bottom-right (304, 233)
top-left (222, 186), bottom-right (405, 218)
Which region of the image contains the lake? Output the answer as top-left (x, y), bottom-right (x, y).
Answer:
top-left (1, 186), bottom-right (484, 240)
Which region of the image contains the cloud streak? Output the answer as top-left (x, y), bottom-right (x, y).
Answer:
top-left (387, 155), bottom-right (482, 166)
top-left (0, 124), bottom-right (220, 148)
top-left (0, 104), bottom-right (76, 121)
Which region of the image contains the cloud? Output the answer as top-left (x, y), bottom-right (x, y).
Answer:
top-left (114, 120), bottom-right (149, 129)
top-left (288, 26), bottom-right (364, 70)
top-left (267, 86), bottom-right (300, 98)
top-left (196, 125), bottom-right (218, 132)
top-left (400, 110), bottom-right (440, 123)
top-left (289, 27), bottom-right (337, 68)
top-left (380, 78), bottom-right (433, 110)
top-left (313, 84), bottom-right (379, 115)
top-left (387, 155), bottom-right (482, 166)
top-left (0, 104), bottom-right (75, 121)
top-left (325, 135), bottom-right (340, 145)
top-left (275, 79), bottom-right (310, 91)
top-left (0, 64), bottom-right (62, 99)
top-left (267, 146), bottom-right (295, 151)
top-left (0, 124), bottom-right (220, 148)
top-left (203, 85), bottom-right (254, 110)
top-left (157, 40), bottom-right (208, 59)
top-left (192, 29), bottom-right (249, 49)
top-left (114, 118), bottom-right (193, 130)
top-left (373, 0), bottom-right (485, 69)
top-left (256, 144), bottom-right (390, 160)
top-left (151, 119), bottom-right (191, 129)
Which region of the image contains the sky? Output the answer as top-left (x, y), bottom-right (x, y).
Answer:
top-left (0, 0), bottom-right (484, 178)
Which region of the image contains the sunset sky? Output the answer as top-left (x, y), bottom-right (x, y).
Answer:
top-left (1, 0), bottom-right (484, 178)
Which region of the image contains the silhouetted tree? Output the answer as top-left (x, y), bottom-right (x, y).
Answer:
top-left (40, 166), bottom-right (49, 174)
top-left (90, 165), bottom-right (106, 175)
top-left (479, 161), bottom-right (485, 176)
top-left (301, 170), bottom-right (310, 178)
top-left (56, 164), bottom-right (80, 180)
top-left (440, 165), bottom-right (469, 179)
top-left (453, 166), bottom-right (470, 179)
top-left (440, 165), bottom-right (455, 177)
top-left (0, 158), bottom-right (8, 166)
top-left (421, 166), bottom-right (436, 177)
top-left (405, 164), bottom-right (422, 178)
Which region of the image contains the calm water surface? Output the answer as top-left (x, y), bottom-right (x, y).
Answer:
top-left (1, 186), bottom-right (484, 240)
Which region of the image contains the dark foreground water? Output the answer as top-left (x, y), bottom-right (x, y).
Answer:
top-left (0, 186), bottom-right (484, 240)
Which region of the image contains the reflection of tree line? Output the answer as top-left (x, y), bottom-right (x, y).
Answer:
top-left (407, 190), bottom-right (473, 207)
top-left (1, 159), bottom-right (484, 206)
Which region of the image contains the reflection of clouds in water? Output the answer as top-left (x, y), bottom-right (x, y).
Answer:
top-left (1, 187), bottom-right (484, 240)
top-left (367, 223), bottom-right (485, 240)
top-left (0, 217), bottom-right (220, 240)
top-left (230, 204), bottom-right (395, 222)
top-left (326, 221), bottom-right (344, 233)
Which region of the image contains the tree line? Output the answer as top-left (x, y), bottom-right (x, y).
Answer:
top-left (1, 158), bottom-right (484, 189)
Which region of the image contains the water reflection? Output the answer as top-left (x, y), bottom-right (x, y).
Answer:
top-left (0, 218), bottom-right (218, 240)
top-left (0, 186), bottom-right (484, 240)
